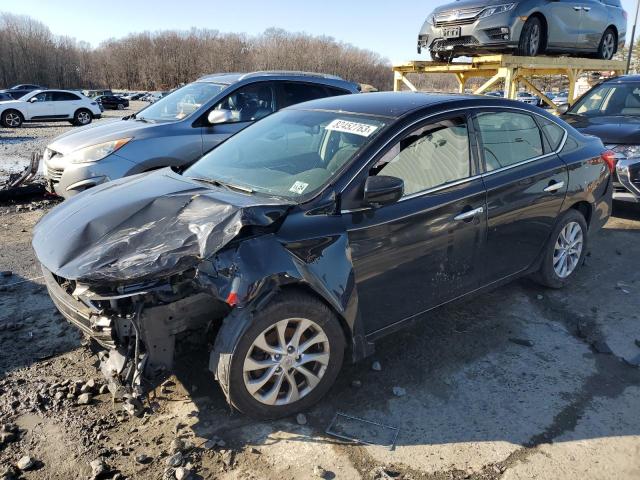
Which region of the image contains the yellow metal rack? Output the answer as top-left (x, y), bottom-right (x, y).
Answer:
top-left (393, 55), bottom-right (626, 109)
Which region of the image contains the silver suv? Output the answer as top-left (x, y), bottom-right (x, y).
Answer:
top-left (418, 0), bottom-right (627, 61)
top-left (43, 72), bottom-right (360, 198)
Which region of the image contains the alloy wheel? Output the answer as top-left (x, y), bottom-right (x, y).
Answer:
top-left (243, 318), bottom-right (330, 406)
top-left (529, 24), bottom-right (540, 56)
top-left (602, 33), bottom-right (615, 60)
top-left (553, 221), bottom-right (583, 278)
top-left (5, 112), bottom-right (21, 127)
top-left (77, 111), bottom-right (91, 125)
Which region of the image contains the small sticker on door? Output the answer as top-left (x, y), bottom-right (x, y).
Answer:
top-left (326, 119), bottom-right (379, 137)
top-left (289, 181), bottom-right (309, 194)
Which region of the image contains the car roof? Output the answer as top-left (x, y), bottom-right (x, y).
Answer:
top-left (603, 74), bottom-right (640, 84)
top-left (285, 91), bottom-right (511, 118)
top-left (195, 71), bottom-right (358, 89)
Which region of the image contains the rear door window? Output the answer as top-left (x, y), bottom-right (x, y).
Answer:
top-left (279, 82), bottom-right (330, 108)
top-left (52, 92), bottom-right (80, 101)
top-left (475, 111), bottom-right (544, 172)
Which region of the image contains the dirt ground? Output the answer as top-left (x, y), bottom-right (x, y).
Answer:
top-left (1, 113), bottom-right (640, 480)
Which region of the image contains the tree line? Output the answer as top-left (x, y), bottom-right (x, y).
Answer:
top-left (0, 12), bottom-right (394, 92)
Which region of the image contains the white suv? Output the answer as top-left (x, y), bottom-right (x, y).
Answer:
top-left (0, 89), bottom-right (102, 128)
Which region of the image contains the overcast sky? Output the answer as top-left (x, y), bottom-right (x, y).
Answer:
top-left (6, 0), bottom-right (640, 64)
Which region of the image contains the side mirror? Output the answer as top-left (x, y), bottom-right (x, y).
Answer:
top-left (207, 109), bottom-right (233, 125)
top-left (556, 103), bottom-right (570, 115)
top-left (364, 175), bottom-right (404, 207)
top-left (29, 97), bottom-right (38, 103)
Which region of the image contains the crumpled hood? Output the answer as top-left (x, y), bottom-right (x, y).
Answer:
top-left (47, 118), bottom-right (157, 155)
top-left (561, 114), bottom-right (640, 145)
top-left (32, 169), bottom-right (292, 283)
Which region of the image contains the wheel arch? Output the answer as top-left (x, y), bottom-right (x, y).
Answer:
top-left (569, 200), bottom-right (593, 228)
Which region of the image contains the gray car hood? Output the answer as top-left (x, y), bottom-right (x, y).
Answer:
top-left (47, 118), bottom-right (159, 155)
top-left (432, 0), bottom-right (504, 14)
top-left (32, 169), bottom-right (292, 284)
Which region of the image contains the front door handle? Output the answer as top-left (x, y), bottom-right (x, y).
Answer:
top-left (582, 6), bottom-right (591, 11)
top-left (454, 206), bottom-right (484, 221)
top-left (544, 181), bottom-right (565, 193)
top-left (573, 5), bottom-right (583, 10)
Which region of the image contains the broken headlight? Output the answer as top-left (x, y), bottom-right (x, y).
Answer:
top-left (66, 138), bottom-right (132, 164)
top-left (479, 3), bottom-right (516, 18)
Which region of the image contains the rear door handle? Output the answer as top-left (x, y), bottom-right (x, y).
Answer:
top-left (582, 6), bottom-right (591, 11)
top-left (544, 181), bottom-right (565, 193)
top-left (573, 5), bottom-right (583, 10)
top-left (454, 206), bottom-right (484, 221)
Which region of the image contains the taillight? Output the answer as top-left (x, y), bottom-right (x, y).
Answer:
top-left (601, 150), bottom-right (617, 174)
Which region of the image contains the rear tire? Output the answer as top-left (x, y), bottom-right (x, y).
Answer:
top-left (117, 103), bottom-right (125, 110)
top-left (216, 291), bottom-right (345, 419)
top-left (517, 17), bottom-right (544, 57)
top-left (532, 209), bottom-right (588, 289)
top-left (73, 109), bottom-right (92, 126)
top-left (1, 110), bottom-right (23, 128)
top-left (596, 28), bottom-right (616, 60)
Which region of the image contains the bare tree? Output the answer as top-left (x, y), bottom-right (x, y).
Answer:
top-left (0, 12), bottom-right (394, 91)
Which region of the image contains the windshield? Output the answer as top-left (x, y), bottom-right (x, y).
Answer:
top-left (569, 83), bottom-right (640, 117)
top-left (185, 109), bottom-right (386, 201)
top-left (137, 82), bottom-right (225, 122)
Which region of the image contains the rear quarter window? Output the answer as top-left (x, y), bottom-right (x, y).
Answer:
top-left (537, 117), bottom-right (566, 151)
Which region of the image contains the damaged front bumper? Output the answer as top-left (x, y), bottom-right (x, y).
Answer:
top-left (42, 265), bottom-right (229, 404)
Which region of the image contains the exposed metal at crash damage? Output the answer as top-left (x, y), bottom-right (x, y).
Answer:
top-left (33, 168), bottom-right (360, 407)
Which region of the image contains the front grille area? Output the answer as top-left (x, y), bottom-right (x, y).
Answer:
top-left (434, 7), bottom-right (482, 27)
top-left (432, 36), bottom-right (479, 50)
top-left (48, 167), bottom-right (64, 183)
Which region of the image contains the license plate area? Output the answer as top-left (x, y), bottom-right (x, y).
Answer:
top-left (442, 27), bottom-right (461, 39)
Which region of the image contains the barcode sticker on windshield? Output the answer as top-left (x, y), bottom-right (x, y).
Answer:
top-left (289, 181), bottom-right (309, 194)
top-left (326, 119), bottom-right (378, 137)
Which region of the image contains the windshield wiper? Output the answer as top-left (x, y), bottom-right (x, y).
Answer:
top-left (190, 177), bottom-right (254, 194)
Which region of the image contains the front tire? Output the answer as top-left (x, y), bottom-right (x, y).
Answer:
top-left (117, 103), bottom-right (125, 110)
top-left (216, 291), bottom-right (345, 419)
top-left (532, 209), bottom-right (588, 289)
top-left (73, 109), bottom-right (92, 126)
top-left (1, 110), bottom-right (23, 128)
top-left (597, 28), bottom-right (616, 60)
top-left (517, 17), bottom-right (544, 57)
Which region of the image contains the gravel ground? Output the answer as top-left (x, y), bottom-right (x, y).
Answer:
top-left (0, 101), bottom-right (146, 184)
top-left (0, 117), bottom-right (639, 479)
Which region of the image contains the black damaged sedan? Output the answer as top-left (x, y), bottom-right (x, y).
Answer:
top-left (33, 92), bottom-right (613, 418)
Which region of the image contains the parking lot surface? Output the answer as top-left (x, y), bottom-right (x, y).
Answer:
top-left (0, 115), bottom-right (639, 479)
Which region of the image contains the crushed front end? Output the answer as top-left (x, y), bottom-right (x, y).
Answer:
top-left (42, 264), bottom-right (230, 412)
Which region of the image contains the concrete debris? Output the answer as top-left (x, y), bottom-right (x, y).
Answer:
top-left (592, 340), bottom-right (613, 355)
top-left (313, 465), bottom-right (329, 478)
top-left (170, 438), bottom-right (186, 454)
top-left (392, 386), bottom-right (406, 397)
top-left (624, 353), bottom-right (640, 368)
top-left (509, 338), bottom-right (534, 347)
top-left (77, 393), bottom-right (92, 405)
top-left (296, 413), bottom-right (307, 425)
top-left (16, 456), bottom-right (36, 471)
top-left (135, 453), bottom-right (152, 464)
top-left (174, 466), bottom-right (191, 480)
top-left (89, 458), bottom-right (108, 478)
top-left (166, 452), bottom-right (183, 468)
top-left (371, 361), bottom-right (382, 371)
